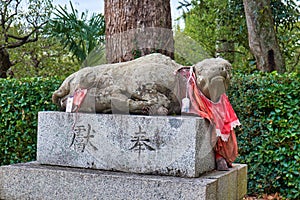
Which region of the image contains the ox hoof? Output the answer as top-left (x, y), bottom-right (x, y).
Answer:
top-left (216, 157), bottom-right (229, 171)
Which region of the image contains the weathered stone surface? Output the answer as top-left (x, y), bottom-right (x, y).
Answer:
top-left (52, 53), bottom-right (232, 114)
top-left (37, 111), bottom-right (215, 177)
top-left (203, 164), bottom-right (248, 200)
top-left (203, 168), bottom-right (237, 200)
top-left (194, 57), bottom-right (232, 102)
top-left (52, 53), bottom-right (182, 114)
top-left (234, 164), bottom-right (248, 200)
top-left (0, 162), bottom-right (247, 200)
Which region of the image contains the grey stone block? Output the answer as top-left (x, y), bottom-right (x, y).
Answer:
top-left (0, 162), bottom-right (218, 200)
top-left (203, 164), bottom-right (248, 200)
top-left (37, 111), bottom-right (215, 177)
top-left (203, 168), bottom-right (237, 200)
top-left (234, 164), bottom-right (248, 200)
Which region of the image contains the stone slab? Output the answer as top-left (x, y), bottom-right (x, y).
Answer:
top-left (0, 162), bottom-right (218, 200)
top-left (37, 111), bottom-right (215, 177)
top-left (0, 163), bottom-right (247, 200)
top-left (203, 164), bottom-right (248, 200)
top-left (234, 164), bottom-right (248, 200)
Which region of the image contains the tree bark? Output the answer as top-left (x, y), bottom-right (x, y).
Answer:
top-left (0, 49), bottom-right (12, 78)
top-left (104, 0), bottom-right (174, 63)
top-left (243, 0), bottom-right (285, 73)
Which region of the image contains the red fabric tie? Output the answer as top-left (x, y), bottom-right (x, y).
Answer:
top-left (177, 67), bottom-right (240, 164)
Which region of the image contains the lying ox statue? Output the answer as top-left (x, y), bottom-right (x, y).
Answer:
top-left (52, 53), bottom-right (232, 115)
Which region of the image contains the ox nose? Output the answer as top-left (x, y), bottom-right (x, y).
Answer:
top-left (208, 76), bottom-right (227, 102)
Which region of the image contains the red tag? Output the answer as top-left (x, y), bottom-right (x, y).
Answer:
top-left (73, 88), bottom-right (87, 112)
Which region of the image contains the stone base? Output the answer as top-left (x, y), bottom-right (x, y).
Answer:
top-left (0, 162), bottom-right (247, 200)
top-left (37, 111), bottom-right (215, 177)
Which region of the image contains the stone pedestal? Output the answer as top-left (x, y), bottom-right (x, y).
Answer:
top-left (0, 162), bottom-right (247, 200)
top-left (37, 111), bottom-right (215, 177)
top-left (0, 111), bottom-right (247, 199)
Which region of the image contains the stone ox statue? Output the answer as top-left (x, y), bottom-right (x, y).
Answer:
top-left (52, 53), bottom-right (232, 115)
top-left (52, 53), bottom-right (237, 171)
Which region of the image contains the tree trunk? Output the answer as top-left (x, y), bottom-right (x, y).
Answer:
top-left (0, 49), bottom-right (12, 78)
top-left (104, 0), bottom-right (174, 63)
top-left (243, 0), bottom-right (285, 73)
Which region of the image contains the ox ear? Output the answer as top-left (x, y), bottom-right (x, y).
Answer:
top-left (197, 73), bottom-right (210, 98)
top-left (223, 60), bottom-right (233, 79)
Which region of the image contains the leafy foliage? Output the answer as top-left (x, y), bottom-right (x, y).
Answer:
top-left (277, 23), bottom-right (300, 73)
top-left (228, 71), bottom-right (300, 199)
top-left (271, 0), bottom-right (300, 73)
top-left (0, 0), bottom-right (53, 78)
top-left (177, 0), bottom-right (300, 73)
top-left (0, 77), bottom-right (62, 166)
top-left (46, 1), bottom-right (105, 66)
top-left (174, 28), bottom-right (211, 66)
top-left (0, 0), bottom-right (105, 78)
top-left (271, 0), bottom-right (299, 31)
top-left (9, 35), bottom-right (80, 79)
top-left (176, 0), bottom-right (254, 72)
top-left (0, 0), bottom-right (53, 45)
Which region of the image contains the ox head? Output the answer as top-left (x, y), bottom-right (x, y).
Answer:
top-left (194, 58), bottom-right (232, 102)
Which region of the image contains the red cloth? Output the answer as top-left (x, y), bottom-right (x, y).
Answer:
top-left (177, 67), bottom-right (240, 163)
top-left (191, 89), bottom-right (240, 141)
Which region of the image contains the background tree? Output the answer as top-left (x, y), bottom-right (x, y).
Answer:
top-left (243, 0), bottom-right (285, 73)
top-left (177, 0), bottom-right (299, 73)
top-left (270, 0), bottom-right (299, 72)
top-left (9, 35), bottom-right (79, 78)
top-left (104, 0), bottom-right (174, 63)
top-left (0, 0), bottom-right (53, 78)
top-left (47, 1), bottom-right (105, 67)
top-left (177, 0), bottom-right (250, 68)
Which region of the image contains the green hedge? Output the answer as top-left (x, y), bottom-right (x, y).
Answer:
top-left (0, 77), bottom-right (61, 166)
top-left (228, 71), bottom-right (300, 199)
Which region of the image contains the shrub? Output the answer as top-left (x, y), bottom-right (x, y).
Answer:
top-left (0, 77), bottom-right (62, 166)
top-left (228, 71), bottom-right (300, 199)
